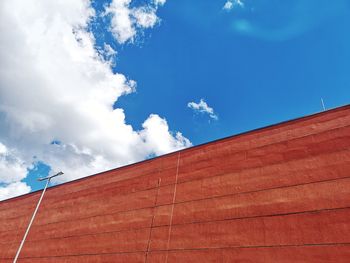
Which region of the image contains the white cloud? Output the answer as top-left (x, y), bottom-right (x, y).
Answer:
top-left (140, 114), bottom-right (191, 155)
top-left (0, 0), bottom-right (190, 200)
top-left (105, 0), bottom-right (136, 44)
top-left (187, 99), bottom-right (218, 120)
top-left (154, 0), bottom-right (166, 6)
top-left (0, 143), bottom-right (27, 184)
top-left (0, 182), bottom-right (31, 201)
top-left (223, 0), bottom-right (244, 11)
top-left (223, 1), bottom-right (233, 10)
top-left (106, 0), bottom-right (165, 44)
top-left (0, 142), bottom-right (30, 200)
top-left (133, 7), bottom-right (158, 28)
top-left (103, 43), bottom-right (117, 57)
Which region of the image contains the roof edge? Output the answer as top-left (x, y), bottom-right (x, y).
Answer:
top-left (1, 103), bottom-right (349, 203)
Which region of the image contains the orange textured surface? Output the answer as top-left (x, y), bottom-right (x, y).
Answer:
top-left (1, 105), bottom-right (350, 262)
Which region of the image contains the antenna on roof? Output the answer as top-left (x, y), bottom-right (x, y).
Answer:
top-left (321, 98), bottom-right (326, 111)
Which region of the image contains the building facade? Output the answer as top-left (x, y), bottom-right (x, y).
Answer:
top-left (1, 105), bottom-right (349, 262)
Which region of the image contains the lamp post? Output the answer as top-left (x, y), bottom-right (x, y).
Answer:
top-left (13, 171), bottom-right (63, 263)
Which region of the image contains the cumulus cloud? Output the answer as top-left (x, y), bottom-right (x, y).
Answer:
top-left (103, 43), bottom-right (117, 60)
top-left (133, 7), bottom-right (158, 28)
top-left (140, 114), bottom-right (191, 155)
top-left (187, 99), bottom-right (218, 120)
top-left (0, 142), bottom-right (30, 200)
top-left (0, 0), bottom-right (189, 200)
top-left (154, 0), bottom-right (166, 6)
top-left (0, 182), bottom-right (31, 201)
top-left (105, 0), bottom-right (165, 44)
top-left (223, 0), bottom-right (244, 11)
top-left (0, 143), bottom-right (27, 184)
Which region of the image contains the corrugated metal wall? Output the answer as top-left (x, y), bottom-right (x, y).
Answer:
top-left (1, 105), bottom-right (349, 262)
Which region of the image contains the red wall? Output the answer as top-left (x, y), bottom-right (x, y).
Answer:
top-left (1, 105), bottom-right (350, 262)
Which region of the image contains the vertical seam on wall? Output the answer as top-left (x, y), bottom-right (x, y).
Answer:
top-left (165, 152), bottom-right (181, 263)
top-left (144, 177), bottom-right (162, 262)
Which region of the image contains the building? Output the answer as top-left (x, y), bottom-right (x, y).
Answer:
top-left (0, 105), bottom-right (349, 262)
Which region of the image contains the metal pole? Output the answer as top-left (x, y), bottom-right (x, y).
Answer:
top-left (13, 172), bottom-right (63, 263)
top-left (321, 98), bottom-right (326, 111)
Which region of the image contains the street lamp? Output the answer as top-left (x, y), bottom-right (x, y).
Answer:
top-left (13, 171), bottom-right (63, 263)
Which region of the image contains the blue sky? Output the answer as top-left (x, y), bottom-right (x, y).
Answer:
top-left (102, 0), bottom-right (350, 144)
top-left (1, 0), bottom-right (350, 198)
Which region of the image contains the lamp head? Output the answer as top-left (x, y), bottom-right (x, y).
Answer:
top-left (37, 171), bottom-right (64, 181)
